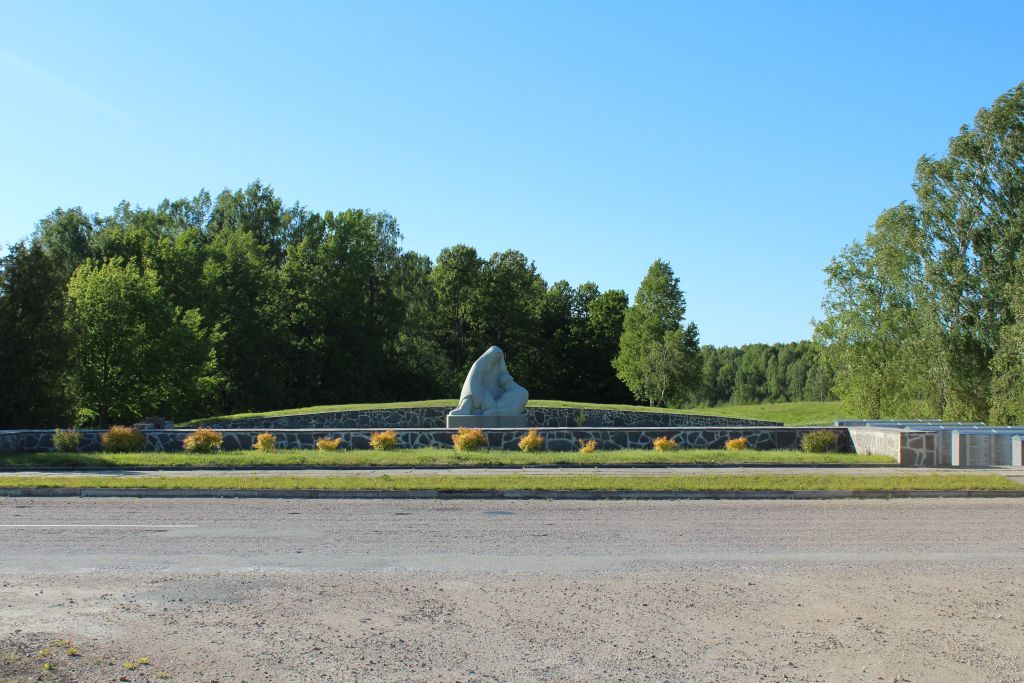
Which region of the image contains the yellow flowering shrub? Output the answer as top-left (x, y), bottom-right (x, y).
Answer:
top-left (252, 432), bottom-right (277, 452)
top-left (369, 431), bottom-right (399, 451)
top-left (578, 438), bottom-right (598, 454)
top-left (724, 437), bottom-right (750, 451)
top-left (452, 427), bottom-right (487, 452)
top-left (518, 429), bottom-right (544, 452)
top-left (652, 436), bottom-right (678, 452)
top-left (183, 428), bottom-right (224, 453)
top-left (316, 437), bottom-right (343, 451)
top-left (101, 425), bottom-right (146, 452)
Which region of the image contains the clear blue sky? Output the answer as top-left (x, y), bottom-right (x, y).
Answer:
top-left (2, 1), bottom-right (1022, 346)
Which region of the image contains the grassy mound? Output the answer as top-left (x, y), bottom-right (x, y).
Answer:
top-left (182, 400), bottom-right (846, 427)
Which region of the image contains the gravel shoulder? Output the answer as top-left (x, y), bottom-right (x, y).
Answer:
top-left (2, 498), bottom-right (1023, 682)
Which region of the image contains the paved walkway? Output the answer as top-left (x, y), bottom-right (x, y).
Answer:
top-left (6, 466), bottom-right (1024, 481)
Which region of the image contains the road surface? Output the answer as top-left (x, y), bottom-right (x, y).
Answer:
top-left (1, 497), bottom-right (1023, 681)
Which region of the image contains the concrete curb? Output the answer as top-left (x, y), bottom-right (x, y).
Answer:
top-left (2, 487), bottom-right (1023, 500)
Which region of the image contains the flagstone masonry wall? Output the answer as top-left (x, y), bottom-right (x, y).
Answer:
top-left (197, 406), bottom-right (782, 430)
top-left (1, 426), bottom-right (847, 454)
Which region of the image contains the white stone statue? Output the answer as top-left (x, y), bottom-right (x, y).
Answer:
top-left (446, 346), bottom-right (529, 428)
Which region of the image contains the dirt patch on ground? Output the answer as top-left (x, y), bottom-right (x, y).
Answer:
top-left (3, 566), bottom-right (1022, 682)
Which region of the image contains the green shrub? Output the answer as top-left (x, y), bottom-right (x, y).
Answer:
top-left (452, 427), bottom-right (487, 452)
top-left (369, 431), bottom-right (398, 451)
top-left (183, 428), bottom-right (223, 453)
top-left (801, 430), bottom-right (839, 453)
top-left (101, 425), bottom-right (146, 452)
top-left (518, 429), bottom-right (544, 452)
top-left (252, 432), bottom-right (277, 452)
top-left (52, 429), bottom-right (82, 453)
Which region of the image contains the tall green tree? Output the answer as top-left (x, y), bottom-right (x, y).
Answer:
top-left (388, 251), bottom-right (448, 396)
top-left (0, 241), bottom-right (73, 426)
top-left (990, 277), bottom-right (1024, 423)
top-left (814, 204), bottom-right (941, 418)
top-left (281, 209), bottom-right (403, 404)
top-left (613, 260), bottom-right (701, 406)
top-left (534, 281), bottom-right (630, 401)
top-left (202, 227), bottom-right (288, 411)
top-left (911, 84), bottom-right (1024, 419)
top-left (817, 82), bottom-right (1024, 421)
top-left (583, 288), bottom-right (632, 403)
top-left (208, 181), bottom-right (308, 266)
top-left (469, 250), bottom-right (546, 387)
top-left (33, 207), bottom-right (95, 274)
top-left (65, 258), bottom-right (219, 426)
top-left (430, 244), bottom-right (484, 377)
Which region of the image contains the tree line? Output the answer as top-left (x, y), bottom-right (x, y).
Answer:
top-left (0, 181), bottom-right (830, 428)
top-left (815, 81), bottom-right (1024, 423)
top-left (699, 341), bottom-right (834, 407)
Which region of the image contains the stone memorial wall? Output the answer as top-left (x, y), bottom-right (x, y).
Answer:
top-left (0, 425), bottom-right (845, 454)
top-left (197, 406), bottom-right (782, 430)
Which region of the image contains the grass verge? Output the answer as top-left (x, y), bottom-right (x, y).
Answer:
top-left (181, 399), bottom-right (847, 426)
top-left (0, 473), bottom-right (1018, 492)
top-left (680, 401), bottom-right (847, 426)
top-left (0, 448), bottom-right (895, 469)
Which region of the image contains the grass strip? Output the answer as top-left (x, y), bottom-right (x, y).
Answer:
top-left (0, 449), bottom-right (895, 469)
top-left (0, 473), bottom-right (1017, 492)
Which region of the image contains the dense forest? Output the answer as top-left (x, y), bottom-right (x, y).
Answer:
top-left (0, 183), bottom-right (832, 427)
top-left (815, 81), bottom-right (1024, 423)
top-left (699, 342), bottom-right (834, 407)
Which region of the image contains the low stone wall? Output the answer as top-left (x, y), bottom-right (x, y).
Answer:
top-left (846, 427), bottom-right (903, 459)
top-left (844, 427), bottom-right (940, 466)
top-left (198, 406), bottom-right (782, 430)
top-left (198, 407), bottom-right (454, 430)
top-left (526, 408), bottom-right (781, 428)
top-left (846, 425), bottom-right (1024, 467)
top-left (951, 431), bottom-right (1024, 467)
top-left (899, 430), bottom-right (939, 467)
top-left (1, 426), bottom-right (843, 453)
top-left (848, 428), bottom-right (944, 466)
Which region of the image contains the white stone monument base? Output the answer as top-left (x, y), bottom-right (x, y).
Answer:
top-left (446, 414), bottom-right (528, 429)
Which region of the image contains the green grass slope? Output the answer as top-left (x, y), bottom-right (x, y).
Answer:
top-left (680, 401), bottom-right (848, 426)
top-left (183, 400), bottom-right (846, 427)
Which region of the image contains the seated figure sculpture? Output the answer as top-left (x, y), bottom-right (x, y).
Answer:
top-left (446, 346), bottom-right (529, 428)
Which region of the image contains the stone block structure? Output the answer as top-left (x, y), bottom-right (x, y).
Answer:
top-left (841, 421), bottom-right (998, 467)
top-left (950, 429), bottom-right (1024, 467)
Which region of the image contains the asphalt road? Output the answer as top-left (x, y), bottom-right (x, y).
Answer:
top-left (2, 497), bottom-right (1024, 570)
top-left (2, 498), bottom-right (1023, 681)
